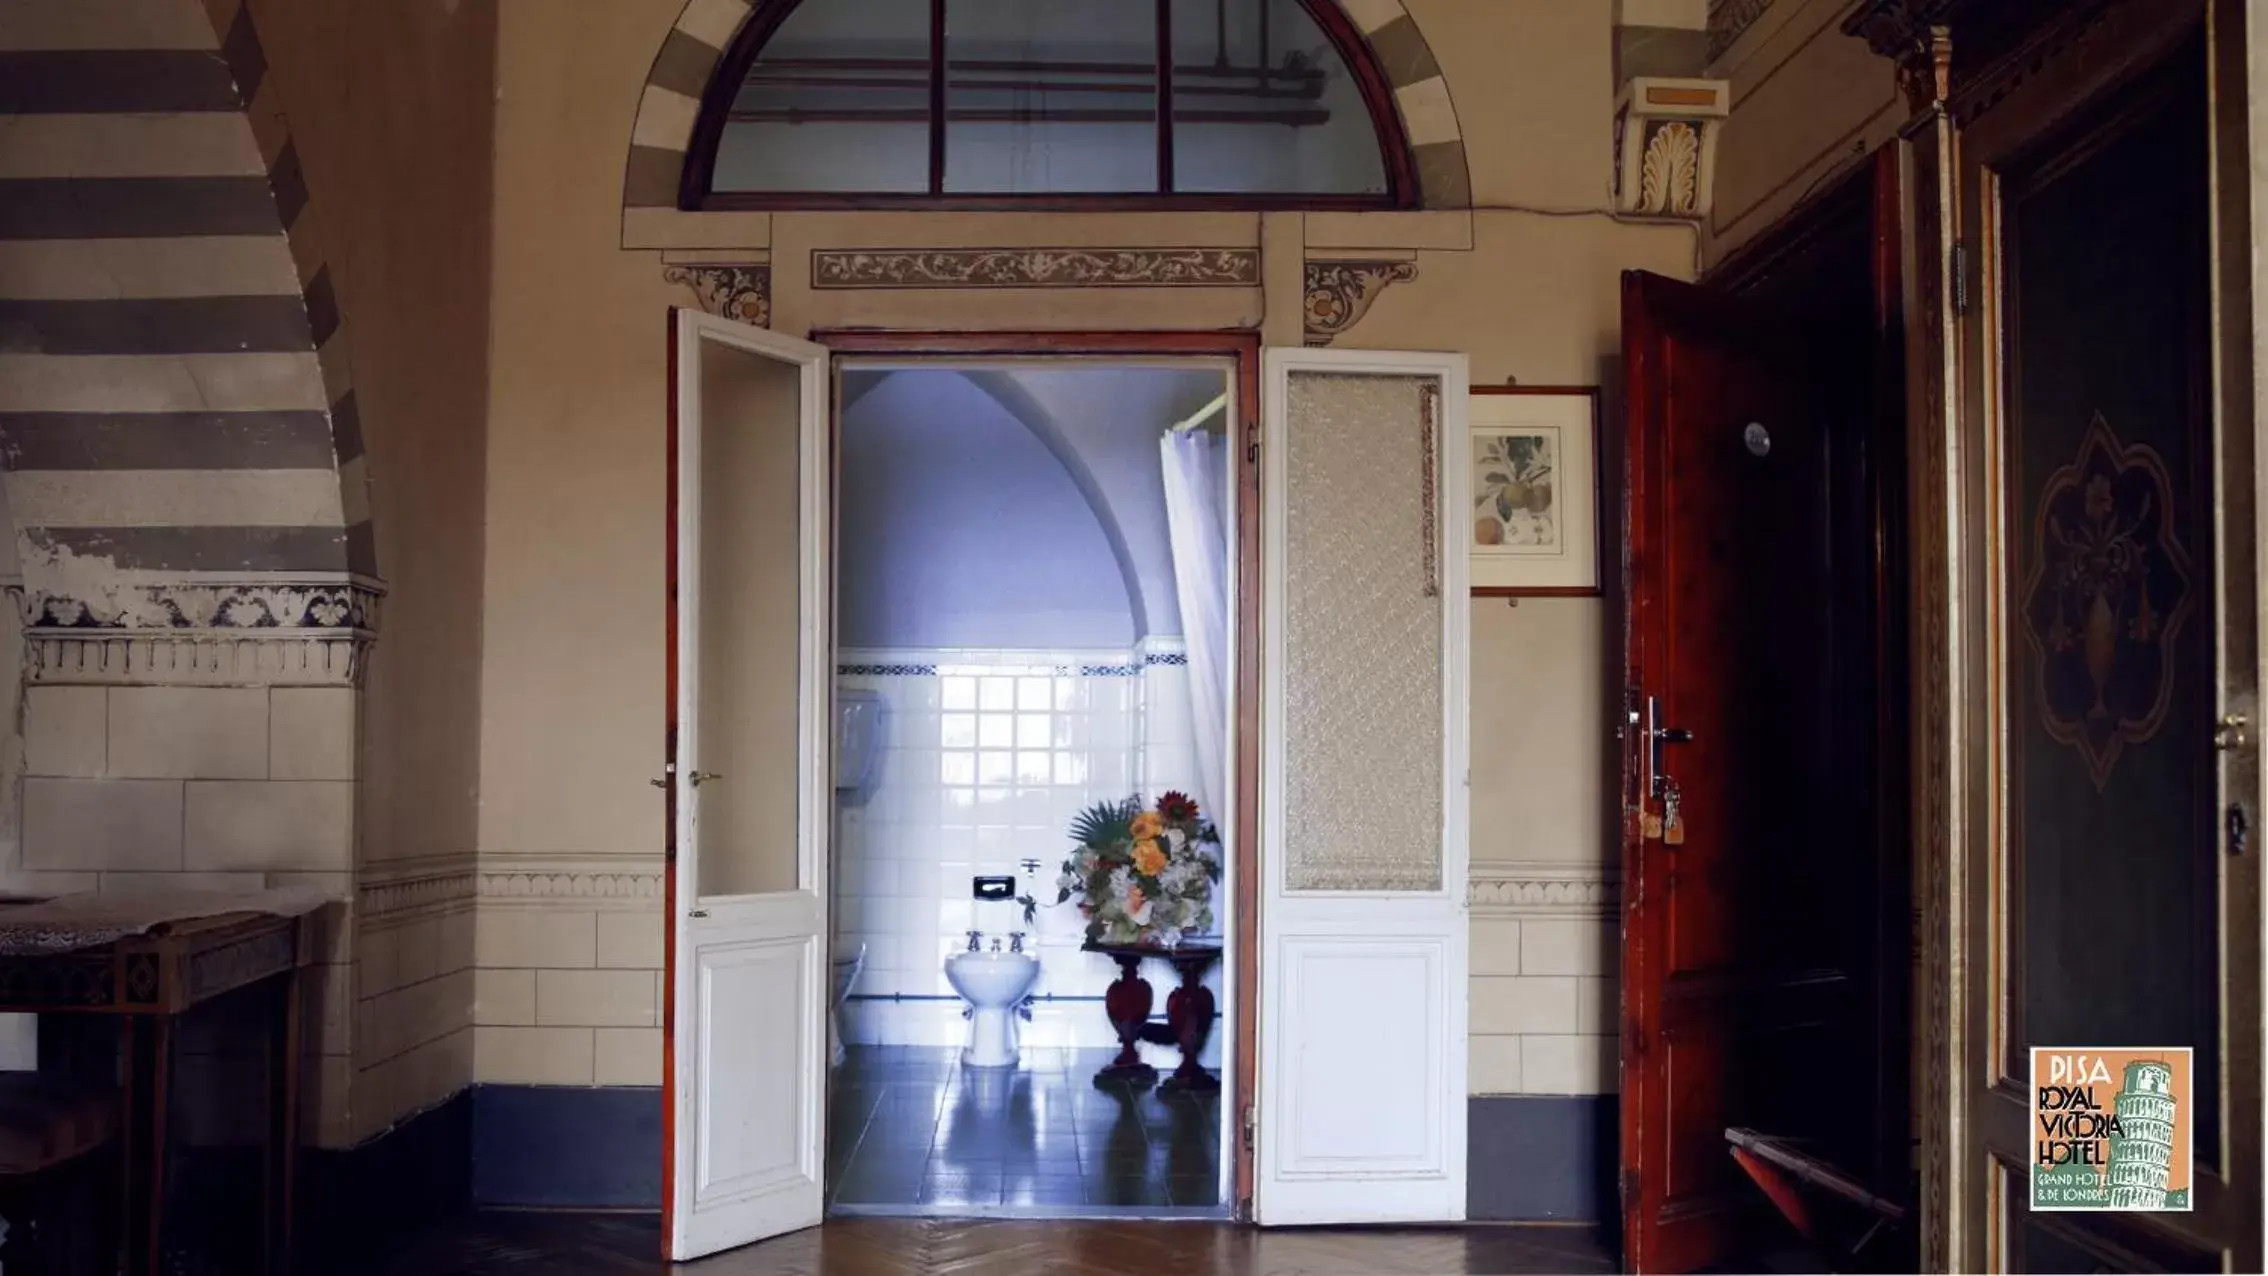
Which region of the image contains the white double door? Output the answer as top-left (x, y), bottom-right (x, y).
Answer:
top-left (663, 319), bottom-right (1469, 1260)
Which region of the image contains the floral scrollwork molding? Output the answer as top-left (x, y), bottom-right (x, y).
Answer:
top-left (811, 248), bottom-right (1261, 290)
top-left (1303, 259), bottom-right (1417, 347)
top-left (664, 262), bottom-right (771, 328)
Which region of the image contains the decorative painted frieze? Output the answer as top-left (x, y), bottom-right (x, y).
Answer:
top-left (1303, 259), bottom-right (1418, 347)
top-left (361, 863), bottom-right (480, 925)
top-left (1612, 77), bottom-right (1731, 221)
top-left (1468, 862), bottom-right (1619, 917)
top-left (1707, 0), bottom-right (1776, 61)
top-left (663, 262), bottom-right (771, 327)
top-left (478, 860), bottom-right (665, 908)
top-left (810, 248), bottom-right (1261, 290)
top-left (9, 579), bottom-right (382, 687)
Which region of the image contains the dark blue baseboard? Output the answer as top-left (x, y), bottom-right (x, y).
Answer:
top-left (446, 1085), bottom-right (1607, 1217)
top-left (301, 1088), bottom-right (473, 1265)
top-left (472, 1084), bottom-right (664, 1207)
top-left (1467, 1095), bottom-right (1617, 1222)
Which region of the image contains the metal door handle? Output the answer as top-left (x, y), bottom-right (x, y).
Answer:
top-left (691, 771), bottom-right (722, 786)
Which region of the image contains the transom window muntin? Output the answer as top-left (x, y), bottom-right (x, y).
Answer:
top-left (685, 0), bottom-right (1415, 209)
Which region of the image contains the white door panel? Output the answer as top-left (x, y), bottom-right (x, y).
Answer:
top-left (667, 310), bottom-right (832, 1261)
top-left (1255, 347), bottom-right (1470, 1226)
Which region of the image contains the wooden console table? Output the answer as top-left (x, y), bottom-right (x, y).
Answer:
top-left (0, 897), bottom-right (316, 1276)
top-left (1081, 941), bottom-right (1222, 1094)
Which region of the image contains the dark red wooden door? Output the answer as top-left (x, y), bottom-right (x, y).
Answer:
top-left (1618, 270), bottom-right (1891, 1272)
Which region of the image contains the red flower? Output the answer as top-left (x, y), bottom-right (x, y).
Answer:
top-left (1158, 791), bottom-right (1199, 821)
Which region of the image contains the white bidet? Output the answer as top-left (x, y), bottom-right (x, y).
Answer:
top-left (944, 949), bottom-right (1040, 1068)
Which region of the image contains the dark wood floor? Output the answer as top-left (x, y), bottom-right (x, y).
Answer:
top-left (352, 1213), bottom-right (1621, 1274)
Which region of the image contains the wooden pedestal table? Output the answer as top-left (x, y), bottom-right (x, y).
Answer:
top-left (1081, 941), bottom-right (1222, 1094)
top-left (0, 890), bottom-right (321, 1276)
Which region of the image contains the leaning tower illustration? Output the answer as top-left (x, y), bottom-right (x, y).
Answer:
top-left (2107, 1060), bottom-right (2177, 1208)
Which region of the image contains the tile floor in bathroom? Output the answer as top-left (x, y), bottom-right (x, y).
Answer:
top-left (827, 1045), bottom-right (1223, 1214)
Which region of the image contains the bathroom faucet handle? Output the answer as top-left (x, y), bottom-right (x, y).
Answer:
top-left (1009, 932), bottom-right (1027, 954)
top-left (965, 930), bottom-right (983, 952)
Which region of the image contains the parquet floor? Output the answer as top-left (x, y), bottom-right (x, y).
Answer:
top-left (356, 1213), bottom-right (1622, 1275)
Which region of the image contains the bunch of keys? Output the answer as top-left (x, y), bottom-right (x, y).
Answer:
top-left (1642, 778), bottom-right (1686, 845)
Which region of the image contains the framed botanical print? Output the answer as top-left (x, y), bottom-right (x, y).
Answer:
top-left (1468, 386), bottom-right (1601, 596)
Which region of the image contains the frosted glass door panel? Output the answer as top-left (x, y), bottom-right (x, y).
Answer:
top-left (695, 345), bottom-right (804, 900)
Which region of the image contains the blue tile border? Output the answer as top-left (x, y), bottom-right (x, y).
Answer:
top-left (838, 662), bottom-right (938, 676)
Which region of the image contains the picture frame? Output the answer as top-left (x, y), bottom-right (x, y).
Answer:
top-left (1468, 385), bottom-right (1601, 596)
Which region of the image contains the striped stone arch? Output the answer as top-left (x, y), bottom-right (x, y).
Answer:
top-left (621, 0), bottom-right (1471, 214)
top-left (0, 0), bottom-right (377, 681)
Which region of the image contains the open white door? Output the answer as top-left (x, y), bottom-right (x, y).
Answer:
top-left (665, 309), bottom-right (831, 1261)
top-left (1255, 347), bottom-right (1470, 1225)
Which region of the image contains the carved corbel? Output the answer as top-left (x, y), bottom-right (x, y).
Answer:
top-left (1612, 78), bottom-right (1730, 221)
top-left (1843, 1), bottom-right (1955, 112)
top-left (663, 262), bottom-right (771, 327)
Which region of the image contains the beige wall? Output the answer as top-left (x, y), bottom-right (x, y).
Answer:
top-left (478, 0), bottom-right (1694, 1098)
top-left (251, 0), bottom-right (498, 1143)
top-left (1702, 0), bottom-right (1903, 267)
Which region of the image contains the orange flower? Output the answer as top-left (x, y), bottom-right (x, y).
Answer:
top-left (1129, 811), bottom-right (1163, 841)
top-left (1131, 839), bottom-right (1167, 877)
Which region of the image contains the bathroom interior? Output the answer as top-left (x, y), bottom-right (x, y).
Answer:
top-left (826, 362), bottom-right (1234, 1215)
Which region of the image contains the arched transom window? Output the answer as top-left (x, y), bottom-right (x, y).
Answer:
top-left (682, 0), bottom-right (1417, 208)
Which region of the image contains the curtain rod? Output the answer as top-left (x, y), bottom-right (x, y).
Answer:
top-left (1168, 392), bottom-right (1228, 433)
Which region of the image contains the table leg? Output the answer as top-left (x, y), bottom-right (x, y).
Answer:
top-left (265, 967), bottom-right (303, 1275)
top-left (121, 1013), bottom-right (174, 1276)
top-left (1159, 953), bottom-right (1220, 1095)
top-left (1094, 953), bottom-right (1157, 1089)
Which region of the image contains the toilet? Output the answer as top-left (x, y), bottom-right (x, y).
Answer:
top-left (829, 943), bottom-right (865, 1067)
top-left (944, 944), bottom-right (1040, 1068)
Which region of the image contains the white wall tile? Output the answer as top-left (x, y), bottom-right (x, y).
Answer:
top-left (595, 1027), bottom-right (662, 1086)
top-left (476, 909), bottom-right (596, 968)
top-left (1521, 1033), bottom-right (1618, 1095)
top-left (1469, 1034), bottom-right (1524, 1094)
top-left (595, 910), bottom-right (664, 969)
top-left (535, 969), bottom-right (658, 1027)
top-left (475, 968), bottom-right (536, 1025)
top-left (24, 778), bottom-right (182, 870)
top-left (1471, 976), bottom-right (1578, 1035)
top-left (24, 686), bottom-right (105, 777)
top-left (183, 780), bottom-right (352, 871)
top-left (108, 687), bottom-right (268, 779)
top-left (1518, 919), bottom-right (1616, 975)
top-left (1471, 917), bottom-right (1522, 975)
top-left (269, 688), bottom-right (356, 781)
top-left (476, 1026), bottom-right (594, 1085)
top-left (1578, 976), bottom-right (1619, 1035)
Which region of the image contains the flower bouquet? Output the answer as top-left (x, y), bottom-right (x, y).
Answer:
top-left (1048, 791), bottom-right (1221, 948)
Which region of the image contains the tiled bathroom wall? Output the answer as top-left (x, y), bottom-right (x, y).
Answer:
top-left (835, 645), bottom-right (1223, 1064)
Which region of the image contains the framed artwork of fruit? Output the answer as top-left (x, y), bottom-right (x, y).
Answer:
top-left (1469, 385), bottom-right (1600, 595)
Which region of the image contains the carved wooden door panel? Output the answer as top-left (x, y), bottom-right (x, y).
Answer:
top-left (1952, 12), bottom-right (2261, 1271)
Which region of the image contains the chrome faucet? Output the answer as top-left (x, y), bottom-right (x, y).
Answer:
top-left (1009, 932), bottom-right (1026, 954)
top-left (990, 935), bottom-right (1003, 953)
top-left (966, 930), bottom-right (982, 952)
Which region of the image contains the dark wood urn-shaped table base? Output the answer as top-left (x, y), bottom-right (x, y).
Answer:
top-left (1082, 941), bottom-right (1222, 1093)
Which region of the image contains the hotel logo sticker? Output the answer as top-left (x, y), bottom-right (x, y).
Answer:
top-left (2031, 1047), bottom-right (2192, 1211)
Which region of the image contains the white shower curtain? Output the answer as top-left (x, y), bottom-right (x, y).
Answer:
top-left (1160, 428), bottom-right (1229, 827)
